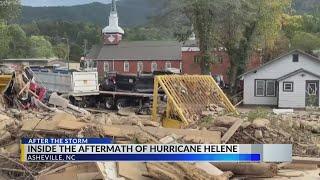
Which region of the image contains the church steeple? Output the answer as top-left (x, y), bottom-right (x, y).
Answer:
top-left (111, 0), bottom-right (117, 13)
top-left (102, 0), bottom-right (124, 45)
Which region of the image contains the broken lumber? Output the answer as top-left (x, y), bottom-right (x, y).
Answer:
top-left (103, 125), bottom-right (221, 144)
top-left (221, 119), bottom-right (243, 143)
top-left (96, 162), bottom-right (120, 180)
top-left (292, 156), bottom-right (320, 165)
top-left (211, 163), bottom-right (278, 178)
top-left (279, 163), bottom-right (318, 170)
top-left (118, 162), bottom-right (151, 180)
top-left (48, 93), bottom-right (90, 116)
top-left (146, 163), bottom-right (229, 180)
top-left (195, 163), bottom-right (224, 176)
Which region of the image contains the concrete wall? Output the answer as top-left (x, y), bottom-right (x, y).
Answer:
top-left (279, 72), bottom-right (320, 108)
top-left (243, 53), bottom-right (320, 106)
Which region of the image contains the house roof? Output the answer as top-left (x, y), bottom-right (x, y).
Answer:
top-left (87, 41), bottom-right (182, 61)
top-left (277, 68), bottom-right (320, 81)
top-left (241, 49), bottom-right (320, 77)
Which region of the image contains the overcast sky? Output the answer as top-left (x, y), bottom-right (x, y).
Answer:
top-left (21, 0), bottom-right (112, 7)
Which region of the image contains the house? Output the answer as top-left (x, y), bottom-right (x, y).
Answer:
top-left (86, 0), bottom-right (181, 80)
top-left (242, 49), bottom-right (320, 108)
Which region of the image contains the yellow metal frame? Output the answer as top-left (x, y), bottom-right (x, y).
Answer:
top-left (152, 75), bottom-right (238, 127)
top-left (0, 75), bottom-right (12, 93)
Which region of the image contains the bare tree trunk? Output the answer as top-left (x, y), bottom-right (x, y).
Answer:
top-left (199, 56), bottom-right (211, 75)
top-left (229, 60), bottom-right (238, 94)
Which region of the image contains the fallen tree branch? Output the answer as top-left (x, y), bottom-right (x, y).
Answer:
top-left (0, 167), bottom-right (27, 173)
top-left (0, 153), bottom-right (35, 178)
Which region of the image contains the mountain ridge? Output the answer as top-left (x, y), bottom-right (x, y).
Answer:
top-left (19, 0), bottom-right (163, 27)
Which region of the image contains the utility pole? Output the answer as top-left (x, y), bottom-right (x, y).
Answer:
top-left (84, 39), bottom-right (88, 57)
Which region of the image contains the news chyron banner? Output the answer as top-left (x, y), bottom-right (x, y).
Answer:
top-left (21, 138), bottom-right (292, 162)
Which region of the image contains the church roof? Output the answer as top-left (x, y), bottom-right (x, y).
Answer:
top-left (87, 41), bottom-right (182, 61)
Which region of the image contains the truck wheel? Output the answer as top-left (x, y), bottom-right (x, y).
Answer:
top-left (116, 99), bottom-right (126, 110)
top-left (105, 98), bottom-right (114, 110)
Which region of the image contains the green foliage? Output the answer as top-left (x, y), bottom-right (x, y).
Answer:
top-left (29, 36), bottom-right (55, 58)
top-left (247, 108), bottom-right (269, 121)
top-left (19, 0), bottom-right (164, 27)
top-left (0, 0), bottom-right (21, 21)
top-left (53, 43), bottom-right (68, 59)
top-left (0, 22), bottom-right (10, 59)
top-left (21, 21), bottom-right (40, 35)
top-left (7, 24), bottom-right (29, 58)
top-left (70, 44), bottom-right (82, 61)
top-left (171, 0), bottom-right (219, 74)
top-left (293, 0), bottom-right (320, 13)
top-left (20, 21), bottom-right (102, 60)
top-left (124, 27), bottom-right (173, 41)
top-left (291, 31), bottom-right (320, 52)
top-left (214, 0), bottom-right (291, 93)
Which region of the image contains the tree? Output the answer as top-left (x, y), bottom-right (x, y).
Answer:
top-left (215, 0), bottom-right (291, 93)
top-left (0, 0), bottom-right (21, 21)
top-left (21, 21), bottom-right (40, 36)
top-left (69, 44), bottom-right (82, 61)
top-left (0, 22), bottom-right (10, 59)
top-left (29, 36), bottom-right (55, 58)
top-left (177, 0), bottom-right (218, 74)
top-left (7, 24), bottom-right (29, 58)
top-left (291, 31), bottom-right (320, 53)
top-left (53, 43), bottom-right (68, 59)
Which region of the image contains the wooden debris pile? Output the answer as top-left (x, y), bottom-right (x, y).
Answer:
top-left (0, 100), bottom-right (319, 179)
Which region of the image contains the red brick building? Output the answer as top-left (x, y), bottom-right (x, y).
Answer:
top-left (86, 0), bottom-right (182, 80)
top-left (87, 41), bottom-right (182, 79)
top-left (181, 45), bottom-right (262, 82)
top-left (86, 0), bottom-right (262, 82)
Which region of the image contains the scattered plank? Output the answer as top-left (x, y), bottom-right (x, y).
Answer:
top-left (279, 163), bottom-right (318, 170)
top-left (195, 163), bottom-right (224, 176)
top-left (103, 125), bottom-right (221, 144)
top-left (212, 163), bottom-right (278, 178)
top-left (292, 156), bottom-right (320, 165)
top-left (57, 120), bottom-right (87, 131)
top-left (221, 119), bottom-right (243, 143)
top-left (118, 162), bottom-right (151, 180)
top-left (277, 169), bottom-right (304, 177)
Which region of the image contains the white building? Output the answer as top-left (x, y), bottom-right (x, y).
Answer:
top-left (242, 49), bottom-right (320, 108)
